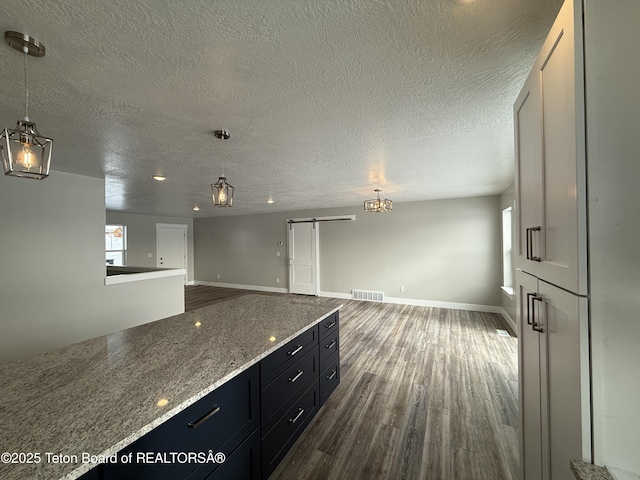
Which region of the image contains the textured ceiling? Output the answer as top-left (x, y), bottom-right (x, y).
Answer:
top-left (0, 0), bottom-right (562, 217)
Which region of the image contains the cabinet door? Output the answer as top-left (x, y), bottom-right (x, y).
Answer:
top-left (517, 271), bottom-right (544, 480)
top-left (538, 280), bottom-right (591, 479)
top-left (537, 0), bottom-right (587, 294)
top-left (515, 0), bottom-right (587, 294)
top-left (515, 68), bottom-right (543, 277)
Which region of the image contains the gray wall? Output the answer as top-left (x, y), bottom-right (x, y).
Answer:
top-left (499, 184), bottom-right (516, 329)
top-left (195, 196), bottom-right (502, 307)
top-left (0, 171), bottom-right (184, 364)
top-left (106, 211), bottom-right (195, 283)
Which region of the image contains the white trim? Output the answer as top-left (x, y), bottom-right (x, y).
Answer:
top-left (319, 291), bottom-right (506, 314)
top-left (498, 307), bottom-right (518, 335)
top-left (501, 285), bottom-right (515, 299)
top-left (195, 281), bottom-right (289, 294)
top-left (385, 296), bottom-right (503, 312)
top-left (185, 280), bottom-right (195, 286)
top-left (106, 268), bottom-right (186, 285)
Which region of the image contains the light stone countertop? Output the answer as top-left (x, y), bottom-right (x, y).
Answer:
top-left (571, 460), bottom-right (615, 480)
top-left (0, 294), bottom-right (342, 480)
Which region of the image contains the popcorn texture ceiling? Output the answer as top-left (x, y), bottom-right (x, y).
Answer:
top-left (0, 0), bottom-right (562, 217)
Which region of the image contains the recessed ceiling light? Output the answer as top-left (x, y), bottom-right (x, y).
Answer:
top-left (152, 175), bottom-right (166, 181)
top-left (192, 205), bottom-right (200, 211)
top-left (267, 198), bottom-right (274, 204)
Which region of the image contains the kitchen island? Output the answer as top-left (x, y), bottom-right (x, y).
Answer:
top-left (0, 294), bottom-right (342, 479)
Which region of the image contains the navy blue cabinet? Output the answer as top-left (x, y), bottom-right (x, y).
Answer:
top-left (199, 428), bottom-right (261, 480)
top-left (319, 312), bottom-right (340, 407)
top-left (98, 311), bottom-right (339, 480)
top-left (78, 466), bottom-right (100, 479)
top-left (103, 364), bottom-right (259, 480)
top-left (259, 311), bottom-right (340, 478)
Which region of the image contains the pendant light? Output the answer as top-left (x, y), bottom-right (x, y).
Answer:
top-left (1, 31), bottom-right (52, 180)
top-left (211, 130), bottom-right (234, 207)
top-left (364, 189), bottom-right (393, 213)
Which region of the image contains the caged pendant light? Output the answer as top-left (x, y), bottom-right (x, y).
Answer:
top-left (211, 130), bottom-right (234, 207)
top-left (364, 189), bottom-right (393, 213)
top-left (1, 31), bottom-right (52, 180)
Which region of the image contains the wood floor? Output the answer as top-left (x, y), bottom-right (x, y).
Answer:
top-left (184, 286), bottom-right (519, 480)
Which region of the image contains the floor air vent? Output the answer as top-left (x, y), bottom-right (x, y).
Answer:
top-left (496, 329), bottom-right (511, 337)
top-left (352, 289), bottom-right (385, 302)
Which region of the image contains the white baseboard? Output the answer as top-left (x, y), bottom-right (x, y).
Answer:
top-left (498, 307), bottom-right (518, 335)
top-left (385, 296), bottom-right (504, 313)
top-left (185, 280), bottom-right (195, 286)
top-left (194, 281), bottom-right (289, 294)
top-left (194, 285), bottom-right (514, 329)
top-left (320, 291), bottom-right (505, 314)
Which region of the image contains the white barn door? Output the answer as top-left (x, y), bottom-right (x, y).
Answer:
top-left (288, 221), bottom-right (319, 295)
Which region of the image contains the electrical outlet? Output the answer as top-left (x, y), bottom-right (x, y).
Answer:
top-left (276, 251), bottom-right (281, 257)
top-left (147, 253), bottom-right (152, 258)
top-left (400, 286), bottom-right (405, 293)
top-left (276, 278), bottom-right (280, 283)
top-left (217, 274), bottom-right (220, 279)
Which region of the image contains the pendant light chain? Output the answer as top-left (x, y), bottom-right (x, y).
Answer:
top-left (23, 47), bottom-right (29, 121)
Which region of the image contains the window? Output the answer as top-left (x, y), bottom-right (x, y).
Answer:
top-left (501, 207), bottom-right (513, 295)
top-left (106, 225), bottom-right (126, 266)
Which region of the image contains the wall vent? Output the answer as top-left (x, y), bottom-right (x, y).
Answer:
top-left (352, 289), bottom-right (385, 302)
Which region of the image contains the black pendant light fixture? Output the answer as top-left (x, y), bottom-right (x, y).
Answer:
top-left (1, 31), bottom-right (52, 180)
top-left (211, 130), bottom-right (234, 207)
top-left (364, 189), bottom-right (393, 213)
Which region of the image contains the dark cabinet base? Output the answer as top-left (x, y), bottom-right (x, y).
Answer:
top-left (200, 428), bottom-right (261, 480)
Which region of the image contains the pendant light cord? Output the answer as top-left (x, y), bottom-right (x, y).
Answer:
top-left (23, 47), bottom-right (29, 121)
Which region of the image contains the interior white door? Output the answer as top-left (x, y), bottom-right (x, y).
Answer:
top-left (156, 224), bottom-right (187, 282)
top-left (288, 221), bottom-right (319, 295)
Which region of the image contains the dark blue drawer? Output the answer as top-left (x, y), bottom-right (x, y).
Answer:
top-left (103, 364), bottom-right (259, 480)
top-left (261, 379), bottom-right (319, 479)
top-left (319, 355), bottom-right (340, 406)
top-left (198, 428), bottom-right (261, 480)
top-left (261, 346), bottom-right (319, 434)
top-left (260, 327), bottom-right (317, 387)
top-left (318, 312), bottom-right (339, 340)
top-left (319, 331), bottom-right (339, 369)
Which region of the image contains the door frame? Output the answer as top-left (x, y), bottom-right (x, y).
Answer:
top-left (285, 215), bottom-right (355, 295)
top-left (156, 223), bottom-right (188, 283)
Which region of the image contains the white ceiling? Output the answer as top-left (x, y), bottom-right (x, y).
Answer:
top-left (0, 0), bottom-right (562, 218)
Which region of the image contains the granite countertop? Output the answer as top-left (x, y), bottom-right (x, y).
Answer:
top-left (0, 294), bottom-right (341, 480)
top-left (571, 460), bottom-right (615, 480)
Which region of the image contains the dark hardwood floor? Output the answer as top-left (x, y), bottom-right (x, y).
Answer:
top-left (184, 286), bottom-right (519, 480)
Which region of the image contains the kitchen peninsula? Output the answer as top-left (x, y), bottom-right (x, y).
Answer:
top-left (0, 294), bottom-right (342, 479)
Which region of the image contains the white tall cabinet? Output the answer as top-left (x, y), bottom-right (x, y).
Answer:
top-left (516, 0), bottom-right (640, 477)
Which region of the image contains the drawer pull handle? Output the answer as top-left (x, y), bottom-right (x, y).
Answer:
top-left (288, 345), bottom-right (303, 356)
top-left (325, 320), bottom-right (336, 329)
top-left (288, 370), bottom-right (304, 383)
top-left (325, 340), bottom-right (336, 349)
top-left (326, 369), bottom-right (336, 380)
top-left (289, 408), bottom-right (304, 424)
top-left (188, 404), bottom-right (221, 429)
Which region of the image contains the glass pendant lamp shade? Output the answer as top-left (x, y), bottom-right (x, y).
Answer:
top-left (1, 119), bottom-right (52, 179)
top-left (212, 176), bottom-right (234, 207)
top-left (364, 189), bottom-right (393, 213)
top-left (2, 31), bottom-right (52, 179)
top-left (211, 130), bottom-right (234, 207)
